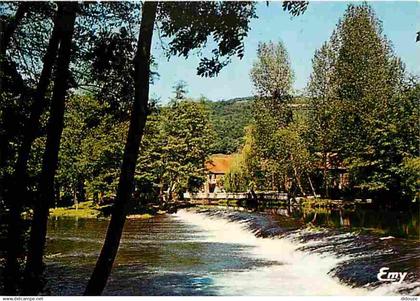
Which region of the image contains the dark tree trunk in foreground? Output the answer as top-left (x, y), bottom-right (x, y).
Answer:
top-left (23, 3), bottom-right (77, 295)
top-left (3, 4), bottom-right (63, 294)
top-left (84, 2), bottom-right (158, 295)
top-left (0, 3), bottom-right (29, 167)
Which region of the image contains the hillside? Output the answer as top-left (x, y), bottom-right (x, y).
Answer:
top-left (204, 96), bottom-right (310, 154)
top-left (204, 97), bottom-right (254, 154)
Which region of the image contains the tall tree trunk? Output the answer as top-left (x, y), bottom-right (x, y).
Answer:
top-left (3, 5), bottom-right (62, 293)
top-left (295, 173), bottom-right (305, 196)
top-left (0, 3), bottom-right (29, 167)
top-left (290, 155), bottom-right (305, 196)
top-left (307, 174), bottom-right (317, 197)
top-left (84, 2), bottom-right (158, 295)
top-left (23, 3), bottom-right (77, 295)
top-left (73, 185), bottom-right (78, 210)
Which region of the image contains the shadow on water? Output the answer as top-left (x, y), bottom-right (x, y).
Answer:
top-left (44, 215), bottom-right (276, 295)
top-left (11, 203), bottom-right (416, 295)
top-left (230, 202), bottom-right (419, 239)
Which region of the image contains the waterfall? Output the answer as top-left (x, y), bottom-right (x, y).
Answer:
top-left (174, 209), bottom-right (419, 296)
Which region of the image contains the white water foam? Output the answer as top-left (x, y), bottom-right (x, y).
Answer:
top-left (173, 209), bottom-right (410, 296)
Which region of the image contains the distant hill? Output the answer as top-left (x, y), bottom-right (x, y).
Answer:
top-left (204, 97), bottom-right (254, 154)
top-left (204, 96), bottom-right (310, 154)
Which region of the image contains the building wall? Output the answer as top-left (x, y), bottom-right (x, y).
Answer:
top-left (203, 173), bottom-right (225, 193)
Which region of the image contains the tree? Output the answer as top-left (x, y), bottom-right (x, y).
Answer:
top-left (23, 2), bottom-right (78, 294)
top-left (251, 41), bottom-right (294, 143)
top-left (81, 2), bottom-right (142, 121)
top-left (333, 4), bottom-right (404, 154)
top-left (346, 81), bottom-right (419, 201)
top-left (250, 41), bottom-right (294, 99)
top-left (249, 40), bottom-right (299, 192)
top-left (0, 3), bottom-right (55, 171)
top-left (133, 102), bottom-right (165, 204)
top-left (84, 2), bottom-right (158, 295)
top-left (85, 1), bottom-right (260, 295)
top-left (3, 3), bottom-right (146, 294)
top-left (172, 80), bottom-right (188, 100)
top-left (0, 2), bottom-right (30, 167)
top-left (306, 41), bottom-right (339, 197)
top-left (0, 3), bottom-right (29, 62)
top-left (330, 4), bottom-right (411, 200)
top-left (305, 3), bottom-right (418, 202)
top-left (272, 120), bottom-right (314, 196)
top-left (57, 96), bottom-right (107, 206)
top-left (3, 3), bottom-right (146, 291)
top-left (57, 96), bottom-right (96, 207)
top-left (3, 3), bottom-right (66, 294)
top-left (134, 98), bottom-right (215, 206)
top-left (224, 125), bottom-right (262, 192)
top-left (400, 157), bottom-right (420, 203)
top-left (160, 100), bottom-right (214, 199)
top-left (0, 0), bottom-right (310, 295)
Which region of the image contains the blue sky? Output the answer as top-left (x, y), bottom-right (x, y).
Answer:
top-left (150, 1), bottom-right (420, 102)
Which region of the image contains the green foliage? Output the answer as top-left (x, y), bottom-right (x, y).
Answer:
top-left (345, 82), bottom-right (419, 199)
top-left (331, 4), bottom-right (417, 200)
top-left (136, 99), bottom-right (215, 200)
top-left (306, 41), bottom-right (341, 196)
top-left (305, 3), bottom-right (419, 202)
top-left (307, 42), bottom-right (338, 146)
top-left (1, 1), bottom-right (315, 294)
top-left (400, 157), bottom-right (420, 202)
top-left (172, 80), bottom-right (188, 100)
top-left (224, 125), bottom-right (261, 192)
top-left (250, 40), bottom-right (295, 173)
top-left (204, 97), bottom-right (254, 154)
top-left (224, 40), bottom-right (315, 195)
top-left (333, 4), bottom-right (404, 155)
top-left (250, 41), bottom-right (294, 99)
top-left (244, 39), bottom-right (315, 194)
top-left (201, 96), bottom-right (310, 155)
top-left (57, 95), bottom-right (127, 204)
top-left (56, 96), bottom-right (217, 205)
top-left (225, 3), bottom-right (418, 203)
top-left (161, 100), bottom-right (215, 196)
top-left (282, 1), bottom-right (309, 17)
top-left (158, 2), bottom-right (257, 77)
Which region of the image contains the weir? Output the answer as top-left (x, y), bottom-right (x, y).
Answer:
top-left (41, 207), bottom-right (419, 295)
top-left (183, 191), bottom-right (289, 204)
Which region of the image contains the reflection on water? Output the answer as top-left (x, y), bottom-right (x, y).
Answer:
top-left (263, 205), bottom-right (419, 239)
top-left (45, 215), bottom-right (273, 295)
top-left (43, 205), bottom-right (419, 296)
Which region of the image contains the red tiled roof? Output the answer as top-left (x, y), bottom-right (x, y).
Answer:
top-left (205, 154), bottom-right (233, 174)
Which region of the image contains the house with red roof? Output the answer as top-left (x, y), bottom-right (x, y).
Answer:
top-left (203, 154), bottom-right (233, 193)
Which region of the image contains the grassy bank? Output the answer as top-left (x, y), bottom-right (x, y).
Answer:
top-left (300, 198), bottom-right (354, 208)
top-left (49, 201), bottom-right (153, 219)
top-left (49, 201), bottom-right (102, 218)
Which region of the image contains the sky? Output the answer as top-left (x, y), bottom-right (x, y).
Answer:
top-left (150, 1), bottom-right (420, 103)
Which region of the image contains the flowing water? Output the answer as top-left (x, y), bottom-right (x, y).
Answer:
top-left (43, 206), bottom-right (419, 296)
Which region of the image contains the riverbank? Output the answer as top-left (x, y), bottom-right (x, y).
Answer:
top-left (206, 197), bottom-right (359, 209)
top-left (49, 201), bottom-right (153, 219)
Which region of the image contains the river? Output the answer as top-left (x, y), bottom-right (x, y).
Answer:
top-left (44, 206), bottom-right (419, 296)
